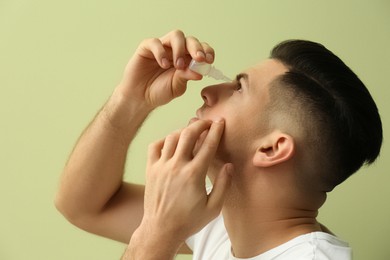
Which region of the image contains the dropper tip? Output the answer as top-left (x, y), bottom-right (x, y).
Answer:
top-left (222, 76), bottom-right (232, 82)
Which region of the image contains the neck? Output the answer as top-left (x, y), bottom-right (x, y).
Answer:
top-left (223, 205), bottom-right (322, 258)
top-left (221, 169), bottom-right (326, 258)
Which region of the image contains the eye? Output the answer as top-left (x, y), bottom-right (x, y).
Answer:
top-left (234, 74), bottom-right (246, 93)
top-left (235, 80), bottom-right (243, 92)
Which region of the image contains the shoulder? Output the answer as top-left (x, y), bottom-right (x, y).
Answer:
top-left (259, 232), bottom-right (352, 260)
top-left (310, 232), bottom-right (351, 259)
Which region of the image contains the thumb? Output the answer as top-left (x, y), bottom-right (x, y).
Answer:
top-left (207, 163), bottom-right (233, 213)
top-left (171, 69), bottom-right (202, 98)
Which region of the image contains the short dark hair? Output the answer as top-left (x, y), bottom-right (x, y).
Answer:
top-left (269, 40), bottom-right (382, 191)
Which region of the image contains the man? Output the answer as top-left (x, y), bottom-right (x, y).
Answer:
top-left (55, 30), bottom-right (382, 259)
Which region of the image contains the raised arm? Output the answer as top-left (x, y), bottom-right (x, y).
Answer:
top-left (54, 30), bottom-right (215, 245)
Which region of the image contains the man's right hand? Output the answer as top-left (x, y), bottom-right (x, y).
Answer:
top-left (123, 119), bottom-right (232, 260)
top-left (116, 30), bottom-right (215, 110)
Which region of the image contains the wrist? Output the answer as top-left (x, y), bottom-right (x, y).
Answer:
top-left (124, 225), bottom-right (182, 260)
top-left (102, 87), bottom-right (153, 131)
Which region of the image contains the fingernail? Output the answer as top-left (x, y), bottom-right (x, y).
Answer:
top-left (176, 57), bottom-right (185, 69)
top-left (197, 51), bottom-right (205, 59)
top-left (162, 58), bottom-right (170, 68)
top-left (206, 53), bottom-right (214, 63)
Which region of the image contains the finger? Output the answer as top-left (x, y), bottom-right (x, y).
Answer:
top-left (193, 119), bottom-right (225, 171)
top-left (160, 30), bottom-right (186, 70)
top-left (185, 36), bottom-right (207, 62)
top-left (170, 69), bottom-right (202, 101)
top-left (171, 67), bottom-right (203, 90)
top-left (192, 127), bottom-right (208, 157)
top-left (138, 38), bottom-right (171, 69)
top-left (175, 120), bottom-right (213, 159)
top-left (207, 164), bottom-right (233, 213)
top-left (188, 117), bottom-right (199, 126)
top-left (200, 42), bottom-right (215, 64)
top-left (148, 139), bottom-right (164, 162)
top-left (161, 130), bottom-right (181, 159)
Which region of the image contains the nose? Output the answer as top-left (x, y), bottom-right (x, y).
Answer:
top-left (200, 83), bottom-right (235, 107)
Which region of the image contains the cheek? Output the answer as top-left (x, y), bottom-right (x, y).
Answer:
top-left (217, 114), bottom-right (257, 163)
top-left (216, 117), bottom-right (245, 160)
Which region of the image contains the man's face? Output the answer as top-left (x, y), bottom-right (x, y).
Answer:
top-left (196, 59), bottom-right (288, 167)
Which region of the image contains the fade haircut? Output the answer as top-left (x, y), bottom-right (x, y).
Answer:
top-left (268, 40), bottom-right (382, 191)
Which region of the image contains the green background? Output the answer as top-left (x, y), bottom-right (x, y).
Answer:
top-left (1, 1), bottom-right (389, 259)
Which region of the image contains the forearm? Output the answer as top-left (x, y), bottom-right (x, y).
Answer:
top-left (55, 88), bottom-right (152, 219)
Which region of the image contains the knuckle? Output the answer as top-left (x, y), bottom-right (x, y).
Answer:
top-left (165, 132), bottom-right (177, 141)
top-left (138, 38), bottom-right (148, 46)
top-left (186, 35), bottom-right (199, 41)
top-left (167, 131), bottom-right (181, 142)
top-left (168, 158), bottom-right (183, 172)
top-left (141, 37), bottom-right (157, 46)
top-left (148, 140), bottom-right (160, 151)
top-left (202, 42), bottom-right (214, 52)
top-left (187, 164), bottom-right (201, 177)
top-left (170, 29), bottom-right (185, 37)
top-left (204, 138), bottom-right (218, 150)
top-left (149, 37), bottom-right (162, 45)
top-left (181, 164), bottom-right (199, 181)
top-left (139, 38), bottom-right (164, 54)
top-left (180, 127), bottom-right (196, 139)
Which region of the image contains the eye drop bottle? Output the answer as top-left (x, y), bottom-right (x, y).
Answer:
top-left (189, 59), bottom-right (231, 82)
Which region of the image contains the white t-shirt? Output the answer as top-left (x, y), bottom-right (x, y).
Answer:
top-left (186, 214), bottom-right (352, 260)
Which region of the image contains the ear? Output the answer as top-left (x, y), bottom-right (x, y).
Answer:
top-left (252, 132), bottom-right (295, 168)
